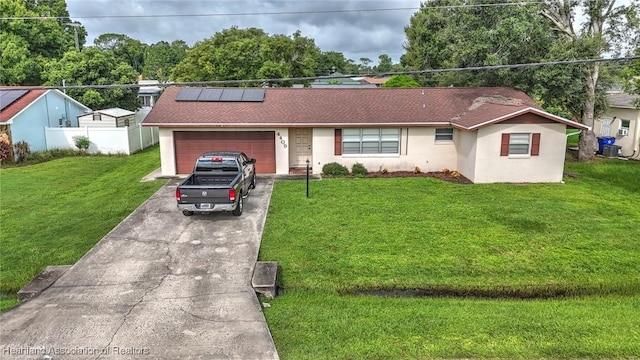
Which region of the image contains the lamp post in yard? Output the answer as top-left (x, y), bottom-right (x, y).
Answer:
top-left (306, 159), bottom-right (310, 198)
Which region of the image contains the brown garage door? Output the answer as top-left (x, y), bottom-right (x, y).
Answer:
top-left (174, 131), bottom-right (276, 174)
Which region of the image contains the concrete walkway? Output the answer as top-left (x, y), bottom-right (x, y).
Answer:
top-left (0, 178), bottom-right (279, 359)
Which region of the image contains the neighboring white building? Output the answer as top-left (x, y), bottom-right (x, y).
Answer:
top-left (594, 93), bottom-right (640, 159)
top-left (78, 108), bottom-right (136, 128)
top-left (138, 80), bottom-right (162, 109)
top-left (142, 87), bottom-right (589, 183)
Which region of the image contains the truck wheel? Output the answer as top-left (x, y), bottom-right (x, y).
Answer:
top-left (182, 210), bottom-right (194, 216)
top-left (249, 174), bottom-right (256, 189)
top-left (232, 194), bottom-right (243, 216)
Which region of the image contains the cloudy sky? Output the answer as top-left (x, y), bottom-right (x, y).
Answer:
top-left (66, 0), bottom-right (423, 65)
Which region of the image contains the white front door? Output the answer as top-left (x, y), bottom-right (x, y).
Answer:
top-left (292, 128), bottom-right (312, 167)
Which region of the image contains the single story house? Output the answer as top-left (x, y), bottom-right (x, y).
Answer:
top-left (78, 108), bottom-right (136, 128)
top-left (142, 86), bottom-right (589, 183)
top-left (0, 87), bottom-right (90, 152)
top-left (593, 93), bottom-right (640, 159)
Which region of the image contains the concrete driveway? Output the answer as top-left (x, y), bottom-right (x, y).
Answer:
top-left (0, 177), bottom-right (279, 359)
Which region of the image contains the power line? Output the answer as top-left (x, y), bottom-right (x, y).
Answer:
top-left (1, 2), bottom-right (545, 21)
top-left (9, 56), bottom-right (638, 91)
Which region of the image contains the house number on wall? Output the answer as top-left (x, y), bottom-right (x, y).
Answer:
top-left (277, 132), bottom-right (287, 148)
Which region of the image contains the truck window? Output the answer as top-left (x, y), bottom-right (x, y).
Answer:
top-left (195, 158), bottom-right (239, 171)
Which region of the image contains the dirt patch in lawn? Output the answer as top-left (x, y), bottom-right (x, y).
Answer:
top-left (362, 171), bottom-right (472, 184)
top-left (349, 284), bottom-right (613, 299)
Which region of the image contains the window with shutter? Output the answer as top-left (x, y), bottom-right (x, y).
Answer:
top-left (501, 133), bottom-right (540, 156)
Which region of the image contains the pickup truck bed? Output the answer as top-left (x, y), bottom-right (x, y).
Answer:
top-left (181, 174), bottom-right (240, 186)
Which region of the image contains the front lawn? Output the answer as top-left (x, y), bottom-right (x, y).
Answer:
top-left (259, 159), bottom-right (640, 359)
top-left (0, 147), bottom-right (164, 311)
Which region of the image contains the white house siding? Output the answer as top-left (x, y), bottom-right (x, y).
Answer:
top-left (78, 114), bottom-right (117, 127)
top-left (594, 107), bottom-right (640, 157)
top-left (159, 127), bottom-right (290, 176)
top-left (456, 130), bottom-right (478, 182)
top-left (159, 128), bottom-right (176, 175)
top-left (78, 114), bottom-right (135, 128)
top-left (312, 127), bottom-right (457, 174)
top-left (472, 123), bottom-right (567, 183)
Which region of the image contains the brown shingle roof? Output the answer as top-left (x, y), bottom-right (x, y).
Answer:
top-left (142, 86), bottom-right (586, 129)
top-left (607, 93), bottom-right (640, 108)
top-left (0, 88), bottom-right (47, 123)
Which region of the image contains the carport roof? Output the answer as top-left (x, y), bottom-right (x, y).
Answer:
top-left (142, 86), bottom-right (589, 130)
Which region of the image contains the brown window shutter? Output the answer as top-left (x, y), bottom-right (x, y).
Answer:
top-left (334, 129), bottom-right (342, 155)
top-left (531, 133), bottom-right (541, 156)
top-left (500, 133), bottom-right (510, 156)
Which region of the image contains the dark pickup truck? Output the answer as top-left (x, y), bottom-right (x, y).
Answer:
top-left (175, 151), bottom-right (257, 216)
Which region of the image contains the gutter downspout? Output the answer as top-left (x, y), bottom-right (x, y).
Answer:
top-left (566, 130), bottom-right (582, 150)
top-left (566, 130), bottom-right (582, 138)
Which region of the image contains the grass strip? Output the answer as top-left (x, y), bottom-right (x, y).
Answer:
top-left (264, 292), bottom-right (640, 359)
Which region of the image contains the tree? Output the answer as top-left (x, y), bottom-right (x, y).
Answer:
top-left (540, 0), bottom-right (639, 160)
top-left (172, 27), bottom-right (268, 83)
top-left (171, 27), bottom-right (319, 86)
top-left (316, 51), bottom-right (349, 75)
top-left (0, 0), bottom-right (85, 85)
top-left (359, 57), bottom-right (372, 74)
top-left (142, 40), bottom-right (188, 81)
top-left (620, 28), bottom-right (640, 103)
top-left (375, 54), bottom-right (394, 73)
top-left (43, 48), bottom-right (139, 110)
top-left (94, 33), bottom-right (147, 74)
top-left (382, 75), bottom-right (420, 88)
top-left (402, 0), bottom-right (555, 88)
top-left (289, 30), bottom-right (320, 81)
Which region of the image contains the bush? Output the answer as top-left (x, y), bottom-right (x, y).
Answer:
top-left (73, 135), bottom-right (90, 152)
top-left (29, 149), bottom-right (79, 163)
top-left (0, 136), bottom-right (11, 163)
top-left (14, 141), bottom-right (30, 163)
top-left (351, 163), bottom-right (368, 177)
top-left (322, 162), bottom-right (349, 176)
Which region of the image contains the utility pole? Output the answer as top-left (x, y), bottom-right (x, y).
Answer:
top-left (67, 23), bottom-right (81, 51)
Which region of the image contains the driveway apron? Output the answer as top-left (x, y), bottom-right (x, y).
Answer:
top-left (0, 178), bottom-right (279, 360)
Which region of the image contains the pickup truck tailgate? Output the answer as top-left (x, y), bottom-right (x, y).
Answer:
top-left (177, 187), bottom-right (232, 210)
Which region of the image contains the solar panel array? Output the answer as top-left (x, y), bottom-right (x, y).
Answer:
top-left (175, 88), bottom-right (265, 102)
top-left (0, 89), bottom-right (29, 112)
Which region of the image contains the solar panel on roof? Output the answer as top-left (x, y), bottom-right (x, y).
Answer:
top-left (176, 88), bottom-right (203, 101)
top-left (0, 89), bottom-right (29, 112)
top-left (241, 88), bottom-right (265, 102)
top-left (174, 87), bottom-right (266, 102)
top-left (197, 88), bottom-right (223, 101)
top-left (219, 89), bottom-right (244, 101)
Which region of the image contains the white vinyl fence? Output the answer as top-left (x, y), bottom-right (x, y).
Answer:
top-left (45, 124), bottom-right (159, 155)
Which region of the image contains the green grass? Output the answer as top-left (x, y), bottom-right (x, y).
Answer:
top-left (259, 158), bottom-right (640, 359)
top-left (566, 129), bottom-right (580, 148)
top-left (266, 294), bottom-right (640, 359)
top-left (0, 147), bottom-right (165, 305)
